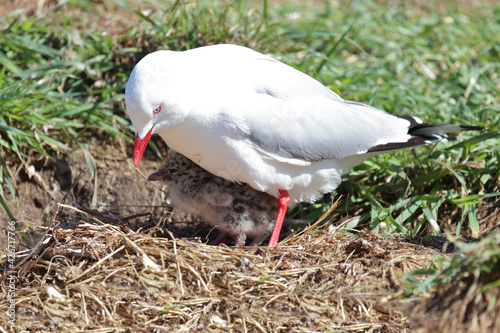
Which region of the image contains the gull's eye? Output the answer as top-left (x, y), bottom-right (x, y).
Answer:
top-left (153, 105), bottom-right (162, 114)
top-left (169, 168), bottom-right (178, 174)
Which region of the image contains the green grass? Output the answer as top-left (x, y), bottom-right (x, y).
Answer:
top-left (0, 0), bottom-right (499, 236)
top-left (403, 230), bottom-right (500, 296)
top-left (0, 14), bottom-right (130, 156)
top-left (402, 229), bottom-right (500, 327)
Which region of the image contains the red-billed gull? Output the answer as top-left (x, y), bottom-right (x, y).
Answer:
top-left (125, 44), bottom-right (482, 247)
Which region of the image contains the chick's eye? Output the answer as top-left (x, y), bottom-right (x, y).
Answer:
top-left (153, 105), bottom-right (162, 114)
top-left (169, 168), bottom-right (178, 174)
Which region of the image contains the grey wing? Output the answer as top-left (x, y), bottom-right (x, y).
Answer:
top-left (235, 57), bottom-right (415, 161)
top-left (248, 100), bottom-right (416, 161)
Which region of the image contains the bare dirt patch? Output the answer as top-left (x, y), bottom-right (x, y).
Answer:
top-left (0, 136), bottom-right (164, 249)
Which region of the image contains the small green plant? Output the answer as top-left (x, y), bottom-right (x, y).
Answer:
top-left (403, 230), bottom-right (500, 296)
top-left (402, 230), bottom-right (500, 332)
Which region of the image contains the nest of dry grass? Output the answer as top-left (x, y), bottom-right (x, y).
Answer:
top-left (1, 203), bottom-right (442, 332)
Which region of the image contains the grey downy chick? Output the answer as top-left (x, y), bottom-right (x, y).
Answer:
top-left (148, 152), bottom-right (277, 246)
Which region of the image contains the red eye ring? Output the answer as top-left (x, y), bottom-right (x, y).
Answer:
top-left (153, 105), bottom-right (162, 114)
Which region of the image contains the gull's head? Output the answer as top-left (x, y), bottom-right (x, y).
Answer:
top-left (125, 50), bottom-right (179, 168)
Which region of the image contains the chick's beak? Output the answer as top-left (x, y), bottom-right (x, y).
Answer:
top-left (133, 126), bottom-right (153, 168)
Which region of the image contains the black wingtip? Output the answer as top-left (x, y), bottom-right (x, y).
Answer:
top-left (367, 122), bottom-right (485, 153)
top-left (455, 125), bottom-right (486, 131)
top-left (409, 123), bottom-right (485, 135)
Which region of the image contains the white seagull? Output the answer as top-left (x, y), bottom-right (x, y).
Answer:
top-left (125, 44), bottom-right (482, 247)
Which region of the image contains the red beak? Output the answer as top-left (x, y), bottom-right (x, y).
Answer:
top-left (133, 127), bottom-right (153, 168)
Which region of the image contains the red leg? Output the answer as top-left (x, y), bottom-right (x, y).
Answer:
top-left (267, 190), bottom-right (290, 247)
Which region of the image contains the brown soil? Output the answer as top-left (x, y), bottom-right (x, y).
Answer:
top-left (0, 136), bottom-right (162, 249)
